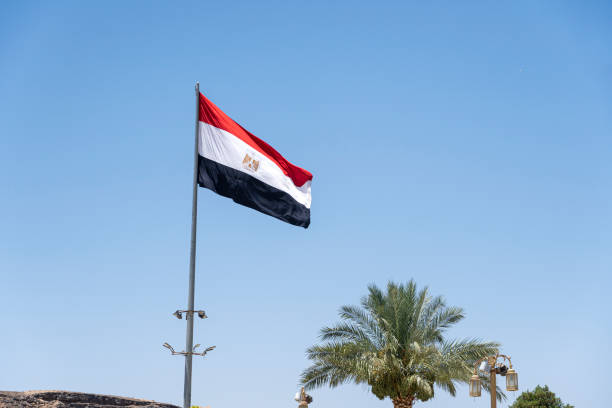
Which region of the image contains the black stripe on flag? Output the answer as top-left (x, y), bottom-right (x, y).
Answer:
top-left (198, 156), bottom-right (311, 228)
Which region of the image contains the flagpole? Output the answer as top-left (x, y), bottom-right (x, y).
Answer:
top-left (184, 81), bottom-right (200, 408)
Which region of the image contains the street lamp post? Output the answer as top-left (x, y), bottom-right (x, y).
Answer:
top-left (163, 308), bottom-right (216, 403)
top-left (469, 353), bottom-right (518, 408)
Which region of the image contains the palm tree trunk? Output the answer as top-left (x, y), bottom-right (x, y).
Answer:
top-left (392, 396), bottom-right (414, 408)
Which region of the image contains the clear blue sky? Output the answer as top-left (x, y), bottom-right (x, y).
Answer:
top-left (1, 1), bottom-right (610, 407)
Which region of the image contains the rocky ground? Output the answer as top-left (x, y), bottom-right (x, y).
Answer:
top-left (0, 391), bottom-right (179, 408)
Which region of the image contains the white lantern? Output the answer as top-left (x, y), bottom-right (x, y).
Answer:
top-left (469, 374), bottom-right (481, 397)
top-left (506, 368), bottom-right (518, 391)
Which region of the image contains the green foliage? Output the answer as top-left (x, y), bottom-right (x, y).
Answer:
top-left (509, 385), bottom-right (574, 408)
top-left (300, 280), bottom-right (503, 405)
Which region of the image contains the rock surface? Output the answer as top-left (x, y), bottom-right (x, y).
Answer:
top-left (0, 391), bottom-right (179, 408)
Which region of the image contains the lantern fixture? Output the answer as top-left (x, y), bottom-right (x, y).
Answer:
top-left (469, 373), bottom-right (482, 397)
top-left (469, 353), bottom-right (518, 408)
top-left (506, 368), bottom-right (518, 391)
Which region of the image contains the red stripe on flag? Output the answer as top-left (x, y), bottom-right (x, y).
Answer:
top-left (199, 93), bottom-right (313, 187)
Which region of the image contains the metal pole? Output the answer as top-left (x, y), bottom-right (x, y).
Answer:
top-left (183, 81), bottom-right (200, 408)
top-left (298, 388), bottom-right (309, 408)
top-left (489, 365), bottom-right (496, 408)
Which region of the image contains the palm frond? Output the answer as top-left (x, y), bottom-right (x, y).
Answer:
top-left (338, 305), bottom-right (384, 348)
top-left (320, 322), bottom-right (374, 346)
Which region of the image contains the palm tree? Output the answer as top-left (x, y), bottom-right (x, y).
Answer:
top-left (300, 280), bottom-right (503, 408)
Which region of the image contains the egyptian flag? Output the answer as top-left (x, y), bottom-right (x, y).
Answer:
top-left (197, 93), bottom-right (312, 228)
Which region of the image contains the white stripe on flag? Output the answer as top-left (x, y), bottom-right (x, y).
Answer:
top-left (198, 122), bottom-right (312, 208)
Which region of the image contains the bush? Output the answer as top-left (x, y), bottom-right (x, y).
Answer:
top-left (509, 385), bottom-right (573, 408)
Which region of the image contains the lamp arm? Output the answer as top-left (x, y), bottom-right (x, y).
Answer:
top-left (473, 353), bottom-right (515, 373)
top-left (497, 354), bottom-right (513, 368)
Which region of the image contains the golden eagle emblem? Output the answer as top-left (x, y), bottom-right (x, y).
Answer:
top-left (242, 153), bottom-right (260, 172)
